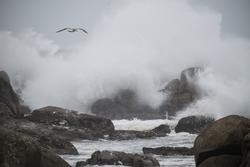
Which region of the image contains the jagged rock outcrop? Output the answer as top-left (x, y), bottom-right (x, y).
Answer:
top-left (0, 71), bottom-right (79, 156)
top-left (175, 115), bottom-right (214, 134)
top-left (143, 146), bottom-right (193, 156)
top-left (84, 150), bottom-right (160, 167)
top-left (159, 67), bottom-right (203, 117)
top-left (194, 115), bottom-right (250, 167)
top-left (91, 89), bottom-right (165, 120)
top-left (0, 127), bottom-right (71, 167)
top-left (0, 71), bottom-right (21, 117)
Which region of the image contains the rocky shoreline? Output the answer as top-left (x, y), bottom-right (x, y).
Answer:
top-left (1, 69), bottom-right (249, 167)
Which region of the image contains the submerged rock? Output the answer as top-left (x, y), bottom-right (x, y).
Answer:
top-left (86, 150), bottom-right (160, 167)
top-left (110, 124), bottom-right (170, 140)
top-left (151, 124), bottom-right (171, 135)
top-left (0, 127), bottom-right (71, 167)
top-left (175, 115), bottom-right (214, 134)
top-left (193, 115), bottom-right (250, 167)
top-left (143, 146), bottom-right (193, 156)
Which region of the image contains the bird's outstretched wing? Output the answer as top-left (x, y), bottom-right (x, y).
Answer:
top-left (78, 28), bottom-right (88, 34)
top-left (56, 28), bottom-right (68, 33)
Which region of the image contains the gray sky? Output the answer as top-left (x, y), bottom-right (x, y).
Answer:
top-left (190, 0), bottom-right (250, 39)
top-left (0, 0), bottom-right (249, 45)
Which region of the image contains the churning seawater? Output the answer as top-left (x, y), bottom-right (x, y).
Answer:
top-left (62, 119), bottom-right (197, 167)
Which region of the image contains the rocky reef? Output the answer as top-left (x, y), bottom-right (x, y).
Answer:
top-left (91, 67), bottom-right (204, 120)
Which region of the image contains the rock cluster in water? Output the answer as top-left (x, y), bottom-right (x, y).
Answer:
top-left (0, 70), bottom-right (170, 167)
top-left (91, 67), bottom-right (204, 120)
top-left (76, 150), bottom-right (160, 167)
top-left (2, 68), bottom-right (249, 167)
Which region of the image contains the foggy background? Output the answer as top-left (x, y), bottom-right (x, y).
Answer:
top-left (0, 0), bottom-right (249, 118)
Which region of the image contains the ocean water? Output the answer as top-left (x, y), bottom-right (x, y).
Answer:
top-left (62, 119), bottom-right (197, 167)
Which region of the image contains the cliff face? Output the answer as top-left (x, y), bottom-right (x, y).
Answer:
top-left (0, 70), bottom-right (21, 117)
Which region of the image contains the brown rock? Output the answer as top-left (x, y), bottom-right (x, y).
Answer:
top-left (194, 115), bottom-right (250, 167)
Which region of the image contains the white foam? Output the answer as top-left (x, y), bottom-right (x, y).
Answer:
top-left (112, 118), bottom-right (178, 131)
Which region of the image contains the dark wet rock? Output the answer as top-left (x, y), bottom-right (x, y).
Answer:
top-left (28, 106), bottom-right (76, 125)
top-left (198, 155), bottom-right (242, 167)
top-left (175, 115), bottom-right (214, 134)
top-left (37, 133), bottom-right (78, 155)
top-left (78, 113), bottom-right (115, 135)
top-left (86, 150), bottom-right (160, 167)
top-left (110, 130), bottom-right (157, 140)
top-left (0, 102), bottom-right (12, 119)
top-left (241, 133), bottom-right (250, 167)
top-left (0, 127), bottom-right (71, 167)
top-left (3, 119), bottom-right (79, 155)
top-left (29, 106), bottom-right (115, 136)
top-left (194, 115), bottom-right (250, 167)
top-left (159, 67), bottom-right (203, 118)
top-left (143, 146), bottom-right (193, 156)
top-left (91, 89), bottom-right (165, 120)
top-left (0, 70), bottom-right (21, 117)
top-left (151, 124), bottom-right (171, 135)
top-left (76, 161), bottom-right (88, 167)
top-left (110, 124), bottom-right (170, 140)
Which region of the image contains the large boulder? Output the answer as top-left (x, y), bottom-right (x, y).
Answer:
top-left (2, 119), bottom-right (79, 155)
top-left (241, 133), bottom-right (250, 167)
top-left (86, 150), bottom-right (160, 167)
top-left (0, 127), bottom-right (71, 167)
top-left (175, 115), bottom-right (214, 134)
top-left (0, 71), bottom-right (21, 117)
top-left (194, 115), bottom-right (250, 167)
top-left (159, 67), bottom-right (203, 118)
top-left (143, 146), bottom-right (193, 156)
top-left (91, 89), bottom-right (165, 120)
top-left (29, 106), bottom-right (115, 136)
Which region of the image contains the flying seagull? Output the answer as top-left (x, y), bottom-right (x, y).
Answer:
top-left (56, 28), bottom-right (88, 34)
